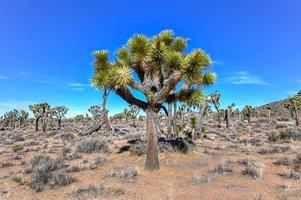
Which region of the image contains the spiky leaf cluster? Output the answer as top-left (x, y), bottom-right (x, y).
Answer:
top-left (92, 30), bottom-right (215, 111)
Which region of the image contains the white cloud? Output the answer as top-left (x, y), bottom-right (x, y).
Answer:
top-left (0, 76), bottom-right (8, 80)
top-left (223, 71), bottom-right (269, 85)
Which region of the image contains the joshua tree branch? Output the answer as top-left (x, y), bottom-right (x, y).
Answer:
top-left (115, 87), bottom-right (149, 110)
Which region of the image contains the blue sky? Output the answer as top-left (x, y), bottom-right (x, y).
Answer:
top-left (0, 0), bottom-right (300, 117)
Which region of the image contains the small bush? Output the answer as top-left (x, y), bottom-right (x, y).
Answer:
top-left (0, 162), bottom-right (14, 168)
top-left (108, 166), bottom-right (138, 182)
top-left (29, 154), bottom-right (75, 191)
top-left (192, 173), bottom-right (213, 184)
top-left (75, 138), bottom-right (110, 154)
top-left (242, 160), bottom-right (264, 179)
top-left (212, 161), bottom-right (233, 174)
top-left (280, 128), bottom-right (301, 140)
top-left (280, 170), bottom-right (301, 180)
top-left (129, 141), bottom-right (147, 156)
top-left (12, 144), bottom-right (24, 152)
top-left (8, 133), bottom-right (24, 142)
top-left (274, 156), bottom-right (295, 166)
top-left (10, 174), bottom-right (22, 183)
top-left (71, 185), bottom-right (124, 199)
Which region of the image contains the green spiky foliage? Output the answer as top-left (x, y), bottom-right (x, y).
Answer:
top-left (29, 103), bottom-right (50, 132)
top-left (283, 92), bottom-right (301, 126)
top-left (129, 104), bottom-right (141, 127)
top-left (53, 106), bottom-right (69, 129)
top-left (92, 30), bottom-right (215, 170)
top-left (242, 105), bottom-right (256, 123)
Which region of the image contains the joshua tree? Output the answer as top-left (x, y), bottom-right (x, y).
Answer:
top-left (53, 106), bottom-right (69, 129)
top-left (19, 110), bottom-right (29, 127)
top-left (190, 115), bottom-right (197, 140)
top-left (224, 103), bottom-right (235, 129)
top-left (242, 105), bottom-right (255, 123)
top-left (92, 30), bottom-right (215, 170)
top-left (129, 104), bottom-right (141, 127)
top-left (3, 110), bottom-right (19, 129)
top-left (283, 93), bottom-right (300, 126)
top-left (29, 103), bottom-right (50, 132)
top-left (88, 105), bottom-right (102, 124)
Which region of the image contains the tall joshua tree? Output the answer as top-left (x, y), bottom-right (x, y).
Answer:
top-left (283, 92), bottom-right (300, 126)
top-left (242, 105), bottom-right (255, 123)
top-left (19, 110), bottom-right (29, 127)
top-left (29, 103), bottom-right (50, 132)
top-left (129, 104), bottom-right (140, 127)
top-left (92, 30), bottom-right (215, 170)
top-left (53, 106), bottom-right (69, 129)
top-left (224, 103), bottom-right (235, 129)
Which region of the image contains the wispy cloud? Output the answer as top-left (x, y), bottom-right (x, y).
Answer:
top-left (0, 75), bottom-right (8, 80)
top-left (66, 82), bottom-right (89, 91)
top-left (223, 71), bottom-right (270, 85)
top-left (212, 60), bottom-right (225, 66)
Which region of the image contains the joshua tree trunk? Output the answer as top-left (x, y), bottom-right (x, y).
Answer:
top-left (294, 108), bottom-right (299, 126)
top-left (35, 117), bottom-right (40, 132)
top-left (213, 104), bottom-right (221, 127)
top-left (225, 110), bottom-right (230, 128)
top-left (268, 110), bottom-right (271, 124)
top-left (58, 118), bottom-right (62, 129)
top-left (145, 109), bottom-right (159, 170)
top-left (172, 101), bottom-right (177, 137)
top-left (42, 118), bottom-right (47, 132)
top-left (167, 103), bottom-right (173, 137)
top-left (102, 89), bottom-right (113, 132)
top-left (197, 103), bottom-right (208, 136)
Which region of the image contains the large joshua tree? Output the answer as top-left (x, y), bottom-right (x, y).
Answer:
top-left (92, 30), bottom-right (215, 170)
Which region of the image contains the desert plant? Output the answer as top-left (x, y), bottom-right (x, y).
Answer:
top-left (19, 110), bottom-right (29, 127)
top-left (29, 103), bottom-right (50, 132)
top-left (224, 103), bottom-right (235, 128)
top-left (52, 106), bottom-right (68, 129)
top-left (75, 138), bottom-right (110, 153)
top-left (190, 115), bottom-right (197, 140)
top-left (88, 105), bottom-right (102, 124)
top-left (129, 104), bottom-right (141, 127)
top-left (92, 30), bottom-right (215, 170)
top-left (242, 105), bottom-right (256, 123)
top-left (283, 92), bottom-right (301, 126)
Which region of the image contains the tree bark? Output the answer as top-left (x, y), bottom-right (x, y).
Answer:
top-left (58, 118), bottom-right (61, 129)
top-left (294, 108), bottom-right (299, 126)
top-left (167, 103), bottom-right (173, 137)
top-left (197, 103), bottom-right (208, 136)
top-left (102, 89), bottom-right (113, 132)
top-left (225, 110), bottom-right (230, 128)
top-left (172, 101), bottom-right (177, 137)
top-left (35, 117), bottom-right (40, 132)
top-left (42, 118), bottom-right (47, 132)
top-left (145, 109), bottom-right (160, 170)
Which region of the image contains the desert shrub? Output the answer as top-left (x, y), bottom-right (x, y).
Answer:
top-left (258, 145), bottom-right (291, 154)
top-left (71, 185), bottom-right (124, 199)
top-left (12, 144), bottom-right (24, 152)
top-left (129, 141), bottom-right (146, 156)
top-left (108, 166), bottom-right (138, 182)
top-left (55, 132), bottom-right (75, 141)
top-left (88, 157), bottom-right (108, 169)
top-left (7, 133), bottom-right (24, 142)
top-left (279, 128), bottom-right (301, 140)
top-left (280, 170), bottom-right (301, 180)
top-left (243, 161), bottom-right (265, 179)
top-left (10, 173), bottom-right (22, 183)
top-left (192, 173), bottom-right (213, 184)
top-left (0, 162), bottom-right (14, 168)
top-left (212, 160), bottom-right (233, 174)
top-left (24, 140), bottom-right (40, 146)
top-left (274, 156), bottom-right (294, 166)
top-left (29, 154), bottom-right (74, 191)
top-left (75, 138), bottom-right (110, 154)
top-left (268, 132), bottom-right (281, 142)
top-left (240, 138), bottom-right (262, 146)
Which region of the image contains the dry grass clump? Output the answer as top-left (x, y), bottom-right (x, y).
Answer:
top-left (274, 156), bottom-right (295, 166)
top-left (212, 160), bottom-right (233, 174)
top-left (71, 185), bottom-right (124, 200)
top-left (0, 162), bottom-right (14, 168)
top-left (269, 128), bottom-right (301, 142)
top-left (192, 173), bottom-right (213, 184)
top-left (258, 145), bottom-right (291, 154)
top-left (129, 141), bottom-right (146, 156)
top-left (7, 132), bottom-right (24, 142)
top-left (280, 170), bottom-right (301, 180)
top-left (28, 154), bottom-right (75, 192)
top-left (108, 166), bottom-right (138, 182)
top-left (240, 138), bottom-right (262, 146)
top-left (240, 160), bottom-right (265, 179)
top-left (75, 138), bottom-right (110, 154)
top-left (10, 173), bottom-right (22, 183)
